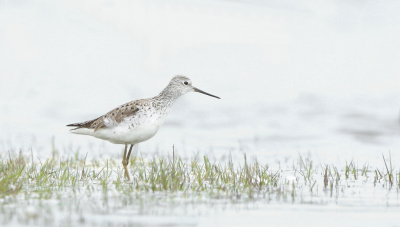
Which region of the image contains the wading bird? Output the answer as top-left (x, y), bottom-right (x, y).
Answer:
top-left (67, 76), bottom-right (220, 180)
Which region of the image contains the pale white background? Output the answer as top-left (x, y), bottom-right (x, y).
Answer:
top-left (1, 0), bottom-right (400, 164)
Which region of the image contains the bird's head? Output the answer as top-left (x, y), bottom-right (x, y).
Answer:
top-left (167, 75), bottom-right (220, 99)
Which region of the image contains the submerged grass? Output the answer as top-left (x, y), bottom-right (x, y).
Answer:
top-left (1, 150), bottom-right (399, 200)
top-left (0, 152), bottom-right (281, 200)
top-left (1, 148), bottom-right (400, 226)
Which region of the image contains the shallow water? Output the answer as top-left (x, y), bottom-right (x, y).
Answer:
top-left (1, 154), bottom-right (400, 227)
top-left (1, 0), bottom-right (400, 226)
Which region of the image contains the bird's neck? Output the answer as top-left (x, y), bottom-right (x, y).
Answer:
top-left (153, 85), bottom-right (181, 108)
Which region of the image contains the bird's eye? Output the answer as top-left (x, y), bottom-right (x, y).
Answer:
top-left (184, 81), bottom-right (188, 85)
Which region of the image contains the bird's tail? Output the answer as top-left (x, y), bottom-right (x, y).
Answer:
top-left (67, 116), bottom-right (104, 133)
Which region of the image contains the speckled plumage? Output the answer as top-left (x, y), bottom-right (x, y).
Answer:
top-left (67, 75), bottom-right (220, 180)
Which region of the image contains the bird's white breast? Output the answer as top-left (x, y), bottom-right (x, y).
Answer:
top-left (92, 110), bottom-right (168, 144)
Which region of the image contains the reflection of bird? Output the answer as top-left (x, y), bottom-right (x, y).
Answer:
top-left (67, 76), bottom-right (220, 180)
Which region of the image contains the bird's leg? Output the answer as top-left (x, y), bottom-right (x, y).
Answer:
top-left (122, 144), bottom-right (131, 181)
top-left (126, 144), bottom-right (134, 162)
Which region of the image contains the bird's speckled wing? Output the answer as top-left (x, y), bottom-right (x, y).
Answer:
top-left (67, 100), bottom-right (141, 132)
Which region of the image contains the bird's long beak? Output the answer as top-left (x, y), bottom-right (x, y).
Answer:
top-left (193, 87), bottom-right (220, 99)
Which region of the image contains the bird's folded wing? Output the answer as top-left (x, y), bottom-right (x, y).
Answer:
top-left (67, 101), bottom-right (140, 132)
